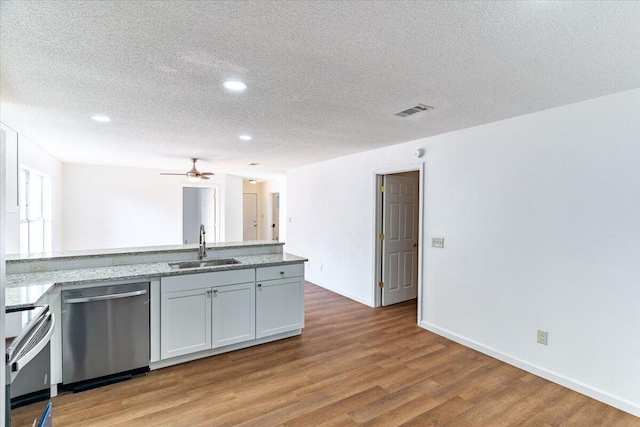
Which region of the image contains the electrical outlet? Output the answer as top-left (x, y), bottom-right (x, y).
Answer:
top-left (320, 264), bottom-right (323, 271)
top-left (431, 237), bottom-right (444, 248)
top-left (30, 263), bottom-right (49, 273)
top-left (537, 329), bottom-right (548, 345)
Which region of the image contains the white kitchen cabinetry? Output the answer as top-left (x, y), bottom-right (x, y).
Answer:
top-left (161, 288), bottom-right (211, 359)
top-left (256, 264), bottom-right (305, 339)
top-left (158, 263), bottom-right (305, 366)
top-left (212, 282), bottom-right (255, 348)
top-left (160, 268), bottom-right (255, 360)
top-left (1, 124), bottom-right (18, 214)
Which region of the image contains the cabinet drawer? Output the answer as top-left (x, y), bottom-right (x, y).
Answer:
top-left (256, 263), bottom-right (304, 282)
top-left (162, 268), bottom-right (255, 293)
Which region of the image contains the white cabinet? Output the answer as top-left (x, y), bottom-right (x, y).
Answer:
top-left (160, 268), bottom-right (256, 360)
top-left (212, 282), bottom-right (255, 348)
top-left (1, 124), bottom-right (18, 214)
top-left (161, 288), bottom-right (211, 359)
top-left (159, 263), bottom-right (305, 363)
top-left (256, 268), bottom-right (304, 339)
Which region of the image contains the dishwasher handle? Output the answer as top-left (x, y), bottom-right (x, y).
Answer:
top-left (64, 289), bottom-right (147, 304)
top-left (9, 312), bottom-right (55, 382)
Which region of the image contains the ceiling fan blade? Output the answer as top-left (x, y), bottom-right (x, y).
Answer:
top-left (161, 158), bottom-right (214, 179)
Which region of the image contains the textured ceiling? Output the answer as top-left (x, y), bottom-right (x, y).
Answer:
top-left (1, 1), bottom-right (639, 179)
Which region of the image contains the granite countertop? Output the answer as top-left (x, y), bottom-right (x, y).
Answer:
top-left (6, 253), bottom-right (307, 311)
top-left (6, 240), bottom-right (285, 263)
top-left (6, 283), bottom-right (56, 312)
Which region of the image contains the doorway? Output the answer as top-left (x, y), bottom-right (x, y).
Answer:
top-left (182, 186), bottom-right (218, 244)
top-left (270, 192), bottom-right (280, 241)
top-left (243, 193), bottom-right (258, 241)
top-left (374, 166), bottom-right (423, 317)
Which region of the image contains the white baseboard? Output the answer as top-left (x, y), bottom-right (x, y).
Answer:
top-left (419, 321), bottom-right (640, 418)
top-left (307, 279), bottom-right (374, 307)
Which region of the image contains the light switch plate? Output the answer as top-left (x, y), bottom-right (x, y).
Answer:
top-left (112, 257), bottom-right (128, 266)
top-left (431, 237), bottom-right (444, 248)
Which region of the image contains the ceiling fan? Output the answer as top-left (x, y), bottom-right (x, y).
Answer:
top-left (160, 158), bottom-right (214, 182)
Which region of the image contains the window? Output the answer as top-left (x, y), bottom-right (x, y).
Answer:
top-left (19, 167), bottom-right (52, 254)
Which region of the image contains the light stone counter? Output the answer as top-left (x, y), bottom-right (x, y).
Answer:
top-left (7, 241), bottom-right (284, 263)
top-left (6, 253), bottom-right (307, 312)
top-left (5, 283), bottom-right (56, 312)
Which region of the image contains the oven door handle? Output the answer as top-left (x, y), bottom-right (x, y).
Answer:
top-left (64, 289), bottom-right (147, 304)
top-left (10, 313), bottom-right (55, 382)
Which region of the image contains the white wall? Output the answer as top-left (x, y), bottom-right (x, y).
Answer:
top-left (1, 128), bottom-right (65, 254)
top-left (1, 127), bottom-right (8, 425)
top-left (63, 164), bottom-right (243, 250)
top-left (286, 89), bottom-right (640, 416)
top-left (20, 134), bottom-right (64, 251)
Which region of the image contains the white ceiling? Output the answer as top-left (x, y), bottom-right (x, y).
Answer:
top-left (1, 1), bottom-right (639, 179)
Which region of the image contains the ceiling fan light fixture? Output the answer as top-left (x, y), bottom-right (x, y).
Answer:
top-left (160, 158), bottom-right (213, 182)
top-left (187, 173), bottom-right (201, 183)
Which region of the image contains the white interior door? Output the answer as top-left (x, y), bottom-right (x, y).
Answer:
top-left (382, 173), bottom-right (419, 306)
top-left (200, 187), bottom-right (217, 244)
top-left (243, 193), bottom-right (258, 241)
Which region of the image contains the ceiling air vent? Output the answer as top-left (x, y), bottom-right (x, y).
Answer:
top-left (394, 103), bottom-right (434, 118)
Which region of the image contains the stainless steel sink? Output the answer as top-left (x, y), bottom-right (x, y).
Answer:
top-left (168, 258), bottom-right (241, 270)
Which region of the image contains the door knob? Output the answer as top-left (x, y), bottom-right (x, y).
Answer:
top-left (413, 242), bottom-right (418, 247)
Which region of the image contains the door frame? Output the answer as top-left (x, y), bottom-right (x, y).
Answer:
top-left (181, 184), bottom-right (220, 244)
top-left (373, 162), bottom-right (425, 325)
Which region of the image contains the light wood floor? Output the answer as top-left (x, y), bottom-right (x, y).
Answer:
top-left (13, 283), bottom-right (639, 426)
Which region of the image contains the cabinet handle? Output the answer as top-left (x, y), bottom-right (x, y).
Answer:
top-left (206, 290), bottom-right (212, 297)
top-left (213, 289), bottom-right (218, 294)
top-left (257, 283), bottom-right (262, 288)
top-left (280, 271), bottom-right (285, 275)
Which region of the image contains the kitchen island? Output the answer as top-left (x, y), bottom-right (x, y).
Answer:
top-left (5, 241), bottom-right (307, 395)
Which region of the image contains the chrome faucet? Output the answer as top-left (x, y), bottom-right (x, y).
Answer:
top-left (198, 224), bottom-right (207, 260)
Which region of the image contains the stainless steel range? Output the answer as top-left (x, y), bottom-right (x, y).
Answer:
top-left (5, 305), bottom-right (55, 426)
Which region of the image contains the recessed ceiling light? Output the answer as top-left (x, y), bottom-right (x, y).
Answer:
top-left (91, 114), bottom-right (111, 122)
top-left (223, 80), bottom-right (247, 92)
top-left (248, 180), bottom-right (257, 184)
top-left (249, 163), bottom-right (259, 166)
top-left (239, 135), bottom-right (252, 141)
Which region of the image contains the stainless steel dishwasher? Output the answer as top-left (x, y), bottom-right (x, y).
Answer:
top-left (61, 282), bottom-right (150, 387)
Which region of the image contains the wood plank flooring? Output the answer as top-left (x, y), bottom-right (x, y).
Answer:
top-left (12, 282), bottom-right (640, 426)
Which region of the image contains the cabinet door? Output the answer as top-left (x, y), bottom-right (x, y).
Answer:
top-left (256, 278), bottom-right (304, 339)
top-left (212, 282), bottom-right (256, 348)
top-left (161, 288), bottom-right (211, 359)
top-left (1, 125), bottom-right (19, 214)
